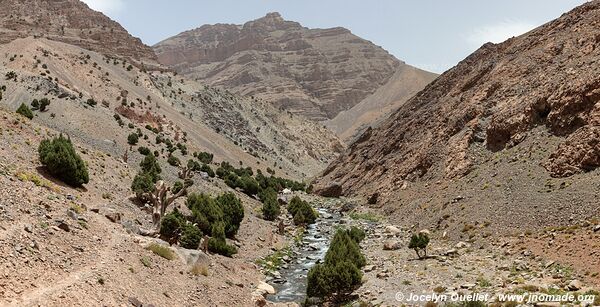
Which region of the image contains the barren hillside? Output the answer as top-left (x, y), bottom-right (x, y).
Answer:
top-left (315, 1), bottom-right (600, 233)
top-left (326, 65), bottom-right (438, 142)
top-left (0, 0), bottom-right (156, 61)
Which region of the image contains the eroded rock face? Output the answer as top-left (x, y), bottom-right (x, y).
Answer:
top-left (315, 1), bottom-right (600, 195)
top-left (0, 0), bottom-right (156, 61)
top-left (153, 12), bottom-right (401, 121)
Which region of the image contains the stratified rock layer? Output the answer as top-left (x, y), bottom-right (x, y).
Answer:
top-left (153, 12), bottom-right (401, 121)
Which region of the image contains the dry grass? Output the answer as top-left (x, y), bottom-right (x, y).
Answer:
top-left (190, 263), bottom-right (209, 276)
top-left (146, 243), bottom-right (175, 260)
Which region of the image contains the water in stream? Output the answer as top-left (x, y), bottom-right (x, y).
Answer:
top-left (268, 207), bottom-right (341, 303)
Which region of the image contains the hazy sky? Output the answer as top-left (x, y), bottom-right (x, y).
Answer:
top-left (82, 0), bottom-right (587, 73)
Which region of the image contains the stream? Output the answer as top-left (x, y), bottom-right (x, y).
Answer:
top-left (267, 207), bottom-right (342, 303)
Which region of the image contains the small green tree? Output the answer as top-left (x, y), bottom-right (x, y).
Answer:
top-left (167, 155), bottom-right (180, 166)
top-left (38, 135), bottom-right (89, 186)
top-left (408, 233), bottom-right (430, 259)
top-left (159, 209), bottom-right (185, 240)
top-left (217, 192), bottom-right (244, 238)
top-left (179, 224), bottom-right (203, 249)
top-left (260, 188), bottom-right (280, 221)
top-left (207, 222), bottom-right (237, 257)
top-left (127, 133), bottom-right (139, 145)
top-left (288, 196), bottom-right (317, 225)
top-left (16, 103), bottom-right (33, 119)
top-left (39, 98), bottom-right (50, 112)
top-left (137, 146), bottom-right (151, 155)
top-left (31, 99), bottom-right (40, 110)
top-left (306, 227), bottom-right (366, 299)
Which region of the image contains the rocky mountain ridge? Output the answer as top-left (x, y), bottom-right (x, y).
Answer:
top-left (153, 12), bottom-right (407, 121)
top-left (0, 0), bottom-right (156, 61)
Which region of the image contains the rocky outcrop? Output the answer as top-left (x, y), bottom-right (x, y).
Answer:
top-left (315, 1), bottom-right (600, 196)
top-left (153, 12), bottom-right (401, 121)
top-left (0, 0), bottom-right (156, 61)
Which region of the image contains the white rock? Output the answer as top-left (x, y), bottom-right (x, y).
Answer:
top-left (257, 281), bottom-right (275, 294)
top-left (567, 279), bottom-right (582, 291)
top-left (385, 225), bottom-right (401, 235)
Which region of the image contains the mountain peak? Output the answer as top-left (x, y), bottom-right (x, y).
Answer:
top-left (154, 14), bottom-right (405, 121)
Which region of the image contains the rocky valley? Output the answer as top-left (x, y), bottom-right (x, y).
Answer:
top-left (0, 1), bottom-right (599, 307)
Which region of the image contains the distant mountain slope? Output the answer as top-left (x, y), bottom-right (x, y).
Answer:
top-left (153, 12), bottom-right (403, 121)
top-left (0, 37), bottom-right (342, 179)
top-left (325, 65), bottom-right (437, 142)
top-left (0, 0), bottom-right (156, 61)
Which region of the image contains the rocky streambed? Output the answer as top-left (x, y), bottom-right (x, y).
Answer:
top-left (267, 207), bottom-right (342, 303)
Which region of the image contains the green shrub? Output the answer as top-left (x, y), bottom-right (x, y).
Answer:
top-left (194, 151), bottom-right (213, 164)
top-left (159, 209), bottom-right (185, 240)
top-left (86, 98), bottom-right (97, 107)
top-left (187, 193), bottom-right (224, 235)
top-left (201, 163), bottom-right (215, 177)
top-left (38, 135), bottom-right (89, 186)
top-left (167, 155), bottom-right (180, 167)
top-left (137, 146), bottom-right (151, 155)
top-left (179, 224), bottom-right (203, 249)
top-left (31, 99), bottom-right (40, 110)
top-left (131, 154), bottom-right (161, 197)
top-left (408, 233), bottom-right (430, 259)
top-left (39, 98), bottom-right (50, 112)
top-left (16, 103), bottom-right (33, 119)
top-left (217, 192), bottom-right (244, 238)
top-left (346, 226), bottom-right (366, 243)
top-left (306, 228), bottom-right (365, 299)
top-left (127, 133), bottom-right (139, 145)
top-left (260, 188), bottom-right (280, 221)
top-left (139, 154), bottom-right (161, 181)
top-left (207, 222), bottom-right (237, 257)
top-left (288, 196), bottom-right (317, 225)
top-left (186, 192), bottom-right (243, 238)
top-left (240, 175), bottom-right (259, 196)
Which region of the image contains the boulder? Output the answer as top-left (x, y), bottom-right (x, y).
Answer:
top-left (383, 240), bottom-right (401, 250)
top-left (57, 221), bottom-right (70, 232)
top-left (567, 279), bottom-right (582, 291)
top-left (175, 247), bottom-right (210, 267)
top-left (315, 182), bottom-right (342, 198)
top-left (364, 265), bottom-right (376, 272)
top-left (455, 241), bottom-right (470, 249)
top-left (385, 225), bottom-right (401, 236)
top-left (257, 281), bottom-right (275, 294)
top-left (105, 212), bottom-right (122, 223)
